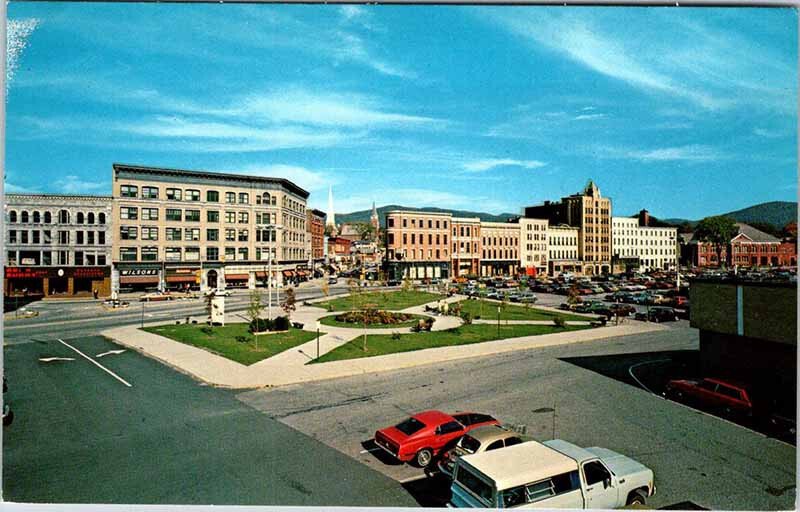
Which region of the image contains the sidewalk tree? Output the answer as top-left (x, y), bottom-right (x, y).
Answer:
top-left (347, 277), bottom-right (362, 312)
top-left (694, 216), bottom-right (738, 268)
top-left (402, 277), bottom-right (413, 293)
top-left (281, 287), bottom-right (297, 319)
top-left (246, 289), bottom-right (267, 347)
top-left (204, 292), bottom-right (214, 326)
top-left (567, 283), bottom-right (580, 305)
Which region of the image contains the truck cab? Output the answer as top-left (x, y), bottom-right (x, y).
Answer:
top-left (449, 439), bottom-right (655, 509)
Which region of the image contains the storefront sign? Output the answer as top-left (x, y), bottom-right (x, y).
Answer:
top-left (120, 269), bottom-right (159, 277)
top-left (5, 267), bottom-right (49, 279)
top-left (73, 267), bottom-right (108, 279)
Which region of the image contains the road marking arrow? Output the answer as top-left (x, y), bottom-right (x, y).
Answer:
top-left (96, 349), bottom-right (126, 358)
top-left (39, 357), bottom-right (75, 363)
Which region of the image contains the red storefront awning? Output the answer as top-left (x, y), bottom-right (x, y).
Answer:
top-left (225, 273), bottom-right (249, 280)
top-left (166, 276), bottom-right (195, 283)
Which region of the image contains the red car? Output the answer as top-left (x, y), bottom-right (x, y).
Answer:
top-left (665, 377), bottom-right (753, 418)
top-left (373, 410), bottom-right (498, 467)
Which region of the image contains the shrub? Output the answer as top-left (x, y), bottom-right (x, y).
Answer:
top-left (460, 311), bottom-right (473, 325)
top-left (474, 315), bottom-right (481, 320)
top-left (249, 318), bottom-right (273, 333)
top-left (200, 326), bottom-right (213, 336)
top-left (391, 331), bottom-right (402, 341)
top-left (553, 317), bottom-right (566, 328)
top-left (235, 335), bottom-right (250, 344)
top-left (273, 315), bottom-right (290, 331)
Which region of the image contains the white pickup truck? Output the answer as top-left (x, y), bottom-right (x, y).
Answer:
top-left (449, 439), bottom-right (655, 509)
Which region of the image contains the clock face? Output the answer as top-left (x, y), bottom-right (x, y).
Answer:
top-left (57, 269), bottom-right (64, 277)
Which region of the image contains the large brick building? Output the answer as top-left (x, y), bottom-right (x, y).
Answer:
top-left (451, 217), bottom-right (481, 278)
top-left (307, 208), bottom-right (326, 262)
top-left (683, 223), bottom-right (797, 269)
top-left (384, 210), bottom-right (451, 280)
top-left (480, 221), bottom-right (520, 276)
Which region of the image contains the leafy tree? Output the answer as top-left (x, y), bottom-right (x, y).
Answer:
top-left (356, 222), bottom-right (377, 241)
top-left (567, 283), bottom-right (580, 305)
top-left (782, 221), bottom-right (797, 241)
top-left (246, 289), bottom-right (266, 345)
top-left (748, 221), bottom-right (781, 238)
top-left (204, 292), bottom-right (215, 325)
top-left (694, 216), bottom-right (739, 268)
top-left (401, 277), bottom-right (414, 293)
top-left (281, 287), bottom-right (297, 319)
top-left (347, 277), bottom-right (363, 312)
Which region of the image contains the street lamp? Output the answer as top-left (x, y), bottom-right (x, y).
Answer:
top-left (497, 306), bottom-right (501, 336)
top-left (316, 320), bottom-right (321, 360)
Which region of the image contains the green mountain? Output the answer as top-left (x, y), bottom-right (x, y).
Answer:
top-left (334, 205), bottom-right (518, 227)
top-left (662, 201), bottom-right (797, 231)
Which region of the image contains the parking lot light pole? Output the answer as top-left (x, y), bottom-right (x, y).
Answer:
top-left (141, 301), bottom-right (145, 328)
top-left (316, 320), bottom-right (321, 361)
top-left (497, 306), bottom-right (501, 336)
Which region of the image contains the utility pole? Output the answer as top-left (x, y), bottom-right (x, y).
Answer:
top-left (268, 257), bottom-right (272, 320)
top-left (141, 301), bottom-right (145, 328)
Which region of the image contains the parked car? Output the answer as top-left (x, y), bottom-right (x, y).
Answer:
top-left (635, 306), bottom-right (679, 323)
top-left (374, 410), bottom-right (499, 467)
top-left (449, 439), bottom-right (656, 508)
top-left (609, 303), bottom-right (636, 317)
top-left (518, 292), bottom-right (538, 304)
top-left (386, 279), bottom-right (401, 286)
top-left (328, 276), bottom-right (339, 284)
top-left (574, 301), bottom-right (603, 313)
top-left (508, 292), bottom-right (522, 302)
top-left (204, 288), bottom-right (232, 297)
top-left (664, 377), bottom-right (752, 418)
top-left (437, 425), bottom-right (527, 479)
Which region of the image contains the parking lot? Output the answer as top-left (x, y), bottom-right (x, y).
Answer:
top-left (238, 326), bottom-right (796, 509)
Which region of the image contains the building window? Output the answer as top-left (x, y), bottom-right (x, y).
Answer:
top-left (141, 227), bottom-right (158, 240)
top-left (184, 247), bottom-right (200, 261)
top-left (58, 210), bottom-right (70, 223)
top-left (142, 186), bottom-right (159, 199)
top-left (98, 213), bottom-right (106, 224)
top-left (32, 211), bottom-right (41, 223)
top-left (185, 210), bottom-right (200, 222)
top-left (8, 211), bottom-right (17, 223)
top-left (225, 228), bottom-right (236, 241)
top-left (238, 212), bottom-right (249, 224)
top-left (207, 210), bottom-right (220, 222)
top-left (141, 208), bottom-right (159, 221)
top-left (166, 209), bottom-right (182, 221)
top-left (120, 207), bottom-right (138, 220)
top-left (166, 228), bottom-right (182, 241)
top-left (388, 218), bottom-right (395, 228)
top-left (225, 247), bottom-right (235, 260)
top-left (186, 189), bottom-right (200, 201)
top-left (238, 229), bottom-right (249, 242)
top-left (8, 230), bottom-right (17, 243)
top-left (225, 192), bottom-right (236, 204)
top-left (184, 228), bottom-right (200, 241)
top-left (165, 247), bottom-right (182, 262)
top-left (207, 190), bottom-right (219, 202)
top-left (238, 193), bottom-right (249, 204)
top-left (225, 211), bottom-right (236, 223)
top-left (44, 211), bottom-right (51, 223)
top-left (119, 226), bottom-right (137, 240)
top-left (207, 229), bottom-right (219, 241)
top-left (166, 188), bottom-right (182, 201)
top-left (141, 247), bottom-right (158, 261)
top-left (20, 231), bottom-right (29, 244)
top-left (58, 231), bottom-right (69, 244)
top-left (238, 248), bottom-right (249, 260)
top-left (98, 232), bottom-right (105, 245)
top-left (120, 247), bottom-right (137, 261)
top-left (77, 231), bottom-right (86, 244)
top-left (206, 247), bottom-right (219, 261)
top-left (120, 185), bottom-right (138, 198)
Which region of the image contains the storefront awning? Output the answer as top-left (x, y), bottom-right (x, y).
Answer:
top-left (166, 276), bottom-right (195, 283)
top-left (120, 276), bottom-right (159, 284)
top-left (282, 270), bottom-right (295, 277)
top-left (225, 273), bottom-right (249, 280)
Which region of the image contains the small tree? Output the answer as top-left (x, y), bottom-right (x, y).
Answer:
top-left (320, 279), bottom-right (330, 304)
top-left (402, 277), bottom-right (414, 293)
top-left (500, 292), bottom-right (510, 325)
top-left (247, 289), bottom-right (267, 345)
top-left (281, 287), bottom-right (297, 319)
top-left (204, 292), bottom-right (214, 325)
top-left (347, 277), bottom-right (362, 312)
top-left (567, 283), bottom-right (580, 305)
top-left (694, 215), bottom-right (739, 269)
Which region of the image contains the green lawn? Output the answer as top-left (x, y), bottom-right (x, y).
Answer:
top-left (311, 323), bottom-right (591, 363)
top-left (318, 313), bottom-right (427, 329)
top-left (457, 299), bottom-right (588, 322)
top-left (143, 323), bottom-right (320, 365)
top-left (316, 290), bottom-right (443, 312)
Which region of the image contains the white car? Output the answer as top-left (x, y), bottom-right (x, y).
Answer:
top-left (205, 289), bottom-right (232, 297)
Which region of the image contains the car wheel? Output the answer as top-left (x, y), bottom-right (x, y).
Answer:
top-left (415, 448), bottom-right (434, 468)
top-left (626, 490), bottom-right (647, 506)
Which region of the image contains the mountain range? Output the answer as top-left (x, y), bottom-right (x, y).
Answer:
top-left (335, 201), bottom-right (796, 231)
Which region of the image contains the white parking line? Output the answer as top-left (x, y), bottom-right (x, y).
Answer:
top-left (399, 474), bottom-right (429, 484)
top-left (57, 339), bottom-right (132, 388)
top-left (628, 359), bottom-right (672, 395)
top-left (359, 447), bottom-right (383, 454)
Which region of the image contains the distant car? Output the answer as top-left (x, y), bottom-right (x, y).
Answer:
top-left (374, 410), bottom-right (499, 468)
top-left (386, 279), bottom-right (401, 286)
top-left (635, 306), bottom-right (679, 322)
top-left (507, 293), bottom-right (522, 302)
top-left (328, 277), bottom-right (339, 284)
top-left (437, 425), bottom-right (527, 479)
top-left (664, 377), bottom-right (753, 418)
top-left (518, 292), bottom-right (537, 304)
top-left (610, 303), bottom-right (636, 317)
top-left (204, 289), bottom-right (232, 297)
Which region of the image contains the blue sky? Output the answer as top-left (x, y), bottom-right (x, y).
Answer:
top-left (5, 4), bottom-right (797, 219)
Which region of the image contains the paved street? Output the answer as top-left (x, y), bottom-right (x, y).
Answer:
top-left (238, 326), bottom-right (796, 509)
top-left (3, 333), bottom-right (416, 506)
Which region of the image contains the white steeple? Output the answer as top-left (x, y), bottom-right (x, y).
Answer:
top-left (326, 185), bottom-right (335, 228)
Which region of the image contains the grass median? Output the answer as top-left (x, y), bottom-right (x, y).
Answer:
top-left (315, 290), bottom-right (443, 311)
top-left (310, 323), bottom-right (591, 364)
top-left (457, 299), bottom-right (588, 322)
top-left (143, 323), bottom-right (320, 365)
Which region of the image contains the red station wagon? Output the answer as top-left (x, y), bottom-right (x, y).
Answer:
top-left (665, 377), bottom-right (753, 417)
top-left (374, 410), bottom-right (499, 467)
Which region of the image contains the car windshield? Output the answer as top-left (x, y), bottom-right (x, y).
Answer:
top-left (394, 417), bottom-right (426, 435)
top-left (459, 435), bottom-right (481, 453)
top-left (455, 465), bottom-right (494, 505)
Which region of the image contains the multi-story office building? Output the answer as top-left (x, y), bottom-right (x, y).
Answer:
top-left (480, 221), bottom-right (520, 276)
top-left (525, 180), bottom-right (612, 275)
top-left (307, 208), bottom-right (326, 262)
top-left (547, 225), bottom-right (582, 276)
top-left (384, 210), bottom-right (451, 280)
top-left (612, 211), bottom-right (678, 272)
top-left (451, 217), bottom-right (481, 278)
top-left (112, 163), bottom-right (309, 291)
top-left (519, 218), bottom-right (548, 276)
top-left (4, 194), bottom-right (113, 297)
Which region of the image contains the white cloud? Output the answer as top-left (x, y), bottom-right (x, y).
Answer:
top-left (462, 158), bottom-right (547, 172)
top-left (753, 127), bottom-right (787, 139)
top-left (340, 5), bottom-right (365, 21)
top-left (4, 182), bottom-right (37, 193)
top-left (572, 113), bottom-right (606, 121)
top-left (7, 19), bottom-right (40, 87)
top-left (330, 32), bottom-right (416, 79)
top-left (53, 175), bottom-right (108, 194)
top-left (603, 144), bottom-right (724, 163)
top-left (231, 164), bottom-right (334, 192)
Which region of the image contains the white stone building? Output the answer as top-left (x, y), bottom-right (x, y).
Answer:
top-left (519, 218), bottom-right (548, 276)
top-left (547, 224), bottom-right (582, 276)
top-left (612, 214), bottom-right (678, 272)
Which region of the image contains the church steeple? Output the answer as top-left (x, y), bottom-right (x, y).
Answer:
top-left (370, 201), bottom-right (379, 236)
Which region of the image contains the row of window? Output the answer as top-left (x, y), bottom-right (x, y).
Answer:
top-left (482, 249), bottom-right (518, 260)
top-left (482, 237), bottom-right (519, 247)
top-left (616, 248), bottom-right (676, 257)
top-left (526, 233), bottom-right (545, 241)
top-left (732, 244), bottom-right (781, 253)
top-left (120, 186), bottom-right (283, 207)
top-left (119, 246), bottom-right (250, 262)
top-left (613, 238), bottom-right (675, 246)
top-left (549, 249), bottom-right (579, 260)
top-left (7, 251), bottom-right (107, 266)
top-left (8, 230), bottom-right (106, 246)
top-left (387, 217), bottom-right (449, 230)
top-left (120, 207), bottom-right (266, 224)
top-left (453, 242), bottom-right (480, 253)
top-left (614, 229), bottom-right (676, 238)
top-left (119, 226), bottom-right (279, 243)
top-left (8, 210), bottom-right (107, 225)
